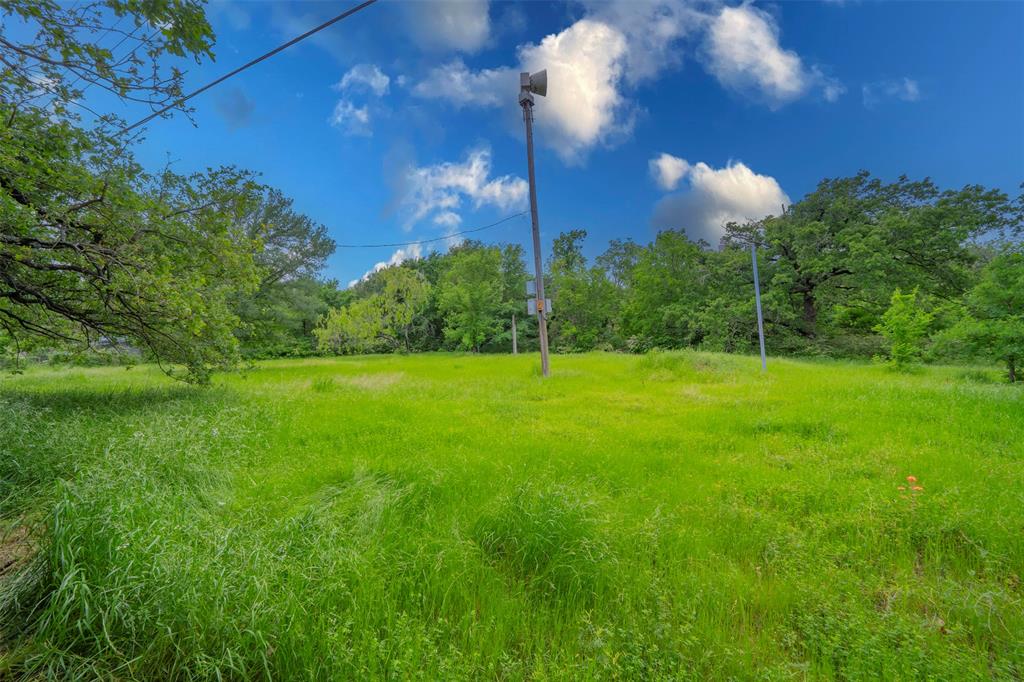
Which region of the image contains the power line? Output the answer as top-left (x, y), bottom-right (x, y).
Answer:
top-left (119, 0), bottom-right (378, 135)
top-left (336, 212), bottom-right (528, 248)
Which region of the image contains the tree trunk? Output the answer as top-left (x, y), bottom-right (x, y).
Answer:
top-left (802, 291), bottom-right (817, 336)
top-left (1009, 356), bottom-right (1017, 383)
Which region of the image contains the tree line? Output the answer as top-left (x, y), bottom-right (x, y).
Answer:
top-left (314, 174), bottom-right (1022, 381)
top-left (1, 1), bottom-right (1021, 382)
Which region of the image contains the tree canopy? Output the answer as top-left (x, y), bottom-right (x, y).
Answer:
top-left (316, 172), bottom-right (1021, 382)
top-left (0, 0), bottom-right (336, 380)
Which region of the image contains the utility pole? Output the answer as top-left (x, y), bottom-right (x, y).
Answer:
top-left (752, 242), bottom-right (767, 372)
top-left (520, 70), bottom-right (550, 377)
top-left (511, 313), bottom-right (518, 355)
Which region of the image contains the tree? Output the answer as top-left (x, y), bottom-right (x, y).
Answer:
top-left (379, 267), bottom-right (430, 351)
top-left (548, 230), bottom-right (618, 351)
top-left (0, 113), bottom-right (262, 381)
top-left (234, 277), bottom-right (335, 357)
top-left (437, 246), bottom-right (504, 352)
top-left (314, 296), bottom-right (386, 355)
top-left (233, 188), bottom-right (336, 355)
top-left (0, 0), bottom-right (266, 382)
top-left (620, 230), bottom-right (711, 349)
top-left (945, 252), bottom-right (1024, 382)
top-left (726, 173), bottom-right (1017, 341)
top-left (597, 238), bottom-right (642, 289)
top-left (1, 0), bottom-right (214, 128)
top-left (242, 188), bottom-right (334, 288)
top-left (874, 288), bottom-right (932, 370)
top-left (497, 243), bottom-right (532, 351)
top-left (314, 266), bottom-right (429, 354)
top-left (695, 244), bottom-right (761, 353)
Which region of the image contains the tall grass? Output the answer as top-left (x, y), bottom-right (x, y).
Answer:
top-left (1, 354), bottom-right (1021, 679)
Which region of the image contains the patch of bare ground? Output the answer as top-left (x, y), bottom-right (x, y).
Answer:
top-left (0, 523), bottom-right (35, 578)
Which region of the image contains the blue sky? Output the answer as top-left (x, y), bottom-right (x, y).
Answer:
top-left (106, 0), bottom-right (1023, 286)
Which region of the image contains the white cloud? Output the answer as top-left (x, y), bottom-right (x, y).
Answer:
top-left (402, 147), bottom-right (528, 228)
top-left (862, 77), bottom-right (921, 108)
top-left (703, 4), bottom-right (840, 107)
top-left (329, 100), bottom-right (371, 136)
top-left (433, 211), bottom-right (463, 228)
top-left (409, 2), bottom-right (838, 160)
top-left (519, 19), bottom-right (634, 164)
top-left (411, 59), bottom-right (513, 107)
top-left (336, 63), bottom-right (390, 96)
top-left (649, 152), bottom-right (691, 191)
top-left (348, 244), bottom-right (423, 288)
top-left (329, 64), bottom-right (389, 136)
top-left (822, 78), bottom-right (847, 103)
top-left (403, 0), bottom-right (490, 53)
top-left (411, 18), bottom-right (636, 163)
top-left (651, 159), bottom-right (789, 246)
top-left (582, 0), bottom-right (703, 85)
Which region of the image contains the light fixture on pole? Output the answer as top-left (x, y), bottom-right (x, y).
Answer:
top-left (519, 69), bottom-right (551, 377)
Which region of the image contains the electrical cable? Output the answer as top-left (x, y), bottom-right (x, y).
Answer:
top-left (336, 212), bottom-right (528, 248)
top-left (118, 0), bottom-right (378, 135)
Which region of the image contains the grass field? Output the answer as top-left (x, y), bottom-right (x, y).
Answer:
top-left (1, 352), bottom-right (1022, 680)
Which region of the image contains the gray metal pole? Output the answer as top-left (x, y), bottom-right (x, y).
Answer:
top-left (752, 242), bottom-right (767, 371)
top-left (511, 313), bottom-right (518, 355)
top-left (521, 99), bottom-right (550, 377)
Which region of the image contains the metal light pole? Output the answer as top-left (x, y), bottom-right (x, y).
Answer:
top-left (751, 242), bottom-right (767, 372)
top-left (520, 70), bottom-right (550, 377)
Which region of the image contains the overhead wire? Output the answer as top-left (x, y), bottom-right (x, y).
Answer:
top-left (80, 0), bottom-right (518, 257)
top-left (118, 0), bottom-right (378, 135)
top-left (336, 212), bottom-right (529, 248)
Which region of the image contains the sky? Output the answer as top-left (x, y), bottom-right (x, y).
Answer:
top-left (101, 0), bottom-right (1024, 287)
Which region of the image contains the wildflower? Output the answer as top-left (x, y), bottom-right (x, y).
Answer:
top-left (911, 485), bottom-right (923, 492)
top-left (906, 475), bottom-right (917, 483)
top-left (897, 486), bottom-right (906, 491)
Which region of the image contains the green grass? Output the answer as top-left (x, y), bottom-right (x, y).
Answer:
top-left (1, 352), bottom-right (1022, 680)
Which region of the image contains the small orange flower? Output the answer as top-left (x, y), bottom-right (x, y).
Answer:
top-left (897, 486), bottom-right (906, 491)
top-left (906, 475), bottom-right (917, 483)
top-left (912, 486), bottom-right (923, 492)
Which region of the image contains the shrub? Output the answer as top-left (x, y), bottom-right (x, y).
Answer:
top-left (874, 288), bottom-right (932, 370)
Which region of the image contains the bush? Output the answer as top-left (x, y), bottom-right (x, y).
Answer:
top-left (874, 288), bottom-right (932, 370)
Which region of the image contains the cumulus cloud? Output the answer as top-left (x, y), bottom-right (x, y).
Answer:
top-left (329, 64), bottom-right (389, 136)
top-left (336, 63), bottom-right (390, 96)
top-left (402, 147), bottom-right (528, 228)
top-left (411, 59), bottom-right (513, 107)
top-left (651, 159), bottom-right (789, 246)
top-left (582, 0), bottom-right (702, 84)
top-left (649, 152), bottom-right (691, 191)
top-left (411, 18), bottom-right (639, 163)
top-left (409, 2), bottom-right (837, 160)
top-left (328, 100), bottom-right (371, 136)
top-left (348, 244), bottom-right (423, 288)
top-left (862, 77), bottom-right (921, 108)
top-left (519, 19), bottom-right (634, 163)
top-left (703, 4), bottom-right (841, 107)
top-left (403, 0), bottom-right (490, 53)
